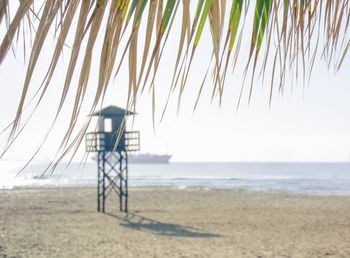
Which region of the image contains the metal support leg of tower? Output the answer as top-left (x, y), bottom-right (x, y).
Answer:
top-left (97, 151), bottom-right (128, 213)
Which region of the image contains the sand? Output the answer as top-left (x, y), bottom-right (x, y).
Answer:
top-left (1, 187), bottom-right (350, 258)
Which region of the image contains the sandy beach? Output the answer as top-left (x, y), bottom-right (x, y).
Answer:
top-left (1, 187), bottom-right (350, 257)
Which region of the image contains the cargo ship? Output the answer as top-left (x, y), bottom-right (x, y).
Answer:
top-left (128, 153), bottom-right (172, 164)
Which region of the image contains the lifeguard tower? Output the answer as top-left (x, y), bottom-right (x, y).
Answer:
top-left (85, 106), bottom-right (140, 213)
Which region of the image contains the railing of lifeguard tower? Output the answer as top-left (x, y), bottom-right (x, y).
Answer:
top-left (86, 131), bottom-right (140, 152)
top-left (125, 131), bottom-right (140, 151)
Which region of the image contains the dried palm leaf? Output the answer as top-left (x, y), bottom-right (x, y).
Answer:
top-left (1, 0), bottom-right (350, 172)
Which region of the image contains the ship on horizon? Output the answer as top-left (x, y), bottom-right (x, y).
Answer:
top-left (128, 153), bottom-right (172, 164)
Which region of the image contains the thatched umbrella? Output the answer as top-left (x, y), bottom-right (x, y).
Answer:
top-left (1, 0), bottom-right (349, 173)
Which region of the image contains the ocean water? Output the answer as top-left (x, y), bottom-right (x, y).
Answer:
top-left (1, 161), bottom-right (350, 195)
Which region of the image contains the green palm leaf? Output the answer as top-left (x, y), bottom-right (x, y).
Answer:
top-left (1, 0), bottom-right (350, 170)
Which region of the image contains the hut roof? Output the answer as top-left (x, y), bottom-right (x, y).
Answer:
top-left (90, 105), bottom-right (136, 117)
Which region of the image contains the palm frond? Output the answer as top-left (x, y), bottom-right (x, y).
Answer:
top-left (1, 0), bottom-right (350, 172)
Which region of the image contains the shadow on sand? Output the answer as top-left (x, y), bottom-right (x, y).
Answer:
top-left (106, 212), bottom-right (221, 238)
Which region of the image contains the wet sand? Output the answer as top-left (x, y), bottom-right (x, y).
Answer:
top-left (1, 187), bottom-right (350, 257)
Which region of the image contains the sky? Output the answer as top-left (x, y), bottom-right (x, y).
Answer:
top-left (1, 2), bottom-right (350, 162)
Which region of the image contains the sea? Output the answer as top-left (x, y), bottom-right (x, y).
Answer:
top-left (1, 161), bottom-right (350, 195)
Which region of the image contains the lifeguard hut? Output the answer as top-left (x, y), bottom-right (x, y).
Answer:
top-left (85, 106), bottom-right (140, 213)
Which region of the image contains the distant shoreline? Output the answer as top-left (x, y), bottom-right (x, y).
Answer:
top-left (1, 185), bottom-right (350, 197)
